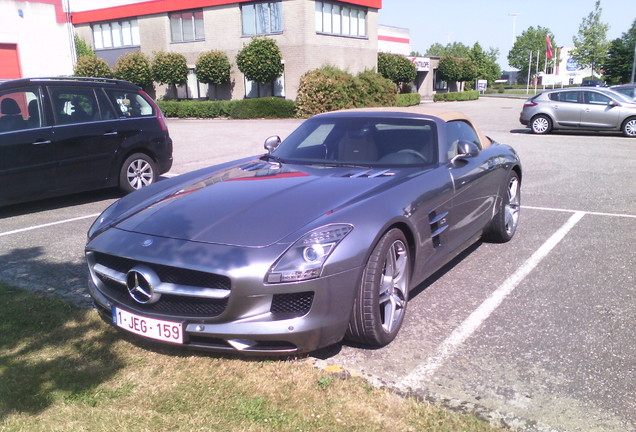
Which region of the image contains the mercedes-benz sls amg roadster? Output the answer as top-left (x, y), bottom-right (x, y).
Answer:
top-left (85, 108), bottom-right (522, 355)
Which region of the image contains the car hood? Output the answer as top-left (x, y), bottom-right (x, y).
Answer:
top-left (115, 159), bottom-right (405, 247)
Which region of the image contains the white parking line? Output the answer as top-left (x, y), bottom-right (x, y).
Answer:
top-left (0, 213), bottom-right (100, 238)
top-left (398, 211), bottom-right (586, 389)
top-left (524, 205), bottom-right (636, 219)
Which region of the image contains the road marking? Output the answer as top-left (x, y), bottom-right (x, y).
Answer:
top-left (523, 205), bottom-right (636, 219)
top-left (0, 213), bottom-right (100, 238)
top-left (398, 211), bottom-right (586, 389)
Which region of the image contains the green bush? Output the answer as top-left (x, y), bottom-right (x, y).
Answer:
top-left (296, 66), bottom-right (396, 117)
top-left (195, 50), bottom-right (231, 85)
top-left (156, 98), bottom-right (295, 119)
top-left (113, 51), bottom-right (153, 88)
top-left (74, 55), bottom-right (113, 78)
top-left (377, 52), bottom-right (417, 86)
top-left (396, 93), bottom-right (421, 106)
top-left (228, 97), bottom-right (296, 119)
top-left (236, 37), bottom-right (284, 84)
top-left (433, 90), bottom-right (479, 102)
top-left (74, 35), bottom-right (94, 58)
top-left (152, 51), bottom-right (189, 86)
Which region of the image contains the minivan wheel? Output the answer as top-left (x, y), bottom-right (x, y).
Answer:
top-left (622, 117), bottom-right (636, 137)
top-left (119, 153), bottom-right (157, 194)
top-left (531, 115), bottom-right (552, 134)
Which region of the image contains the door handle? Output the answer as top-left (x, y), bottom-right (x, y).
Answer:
top-left (32, 140), bottom-right (52, 145)
top-left (103, 131), bottom-right (118, 136)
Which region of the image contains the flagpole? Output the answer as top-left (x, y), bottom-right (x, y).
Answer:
top-left (534, 50), bottom-right (539, 94)
top-left (526, 51), bottom-right (532, 94)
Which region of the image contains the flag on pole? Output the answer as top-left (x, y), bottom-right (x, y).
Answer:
top-left (546, 36), bottom-right (553, 59)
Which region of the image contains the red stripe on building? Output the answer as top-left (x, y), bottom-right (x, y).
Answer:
top-left (378, 35), bottom-right (410, 44)
top-left (72, 0), bottom-right (382, 24)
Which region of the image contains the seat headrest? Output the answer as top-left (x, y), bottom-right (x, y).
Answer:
top-left (1, 98), bottom-right (21, 115)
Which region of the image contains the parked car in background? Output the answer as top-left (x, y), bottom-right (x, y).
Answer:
top-left (86, 108), bottom-right (522, 355)
top-left (0, 77), bottom-right (173, 206)
top-left (520, 87), bottom-right (636, 137)
top-left (611, 84), bottom-right (636, 100)
top-left (581, 79), bottom-right (607, 87)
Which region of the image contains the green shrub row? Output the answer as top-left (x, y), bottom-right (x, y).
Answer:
top-left (157, 97), bottom-right (296, 119)
top-left (396, 93), bottom-right (421, 107)
top-left (433, 90), bottom-right (479, 102)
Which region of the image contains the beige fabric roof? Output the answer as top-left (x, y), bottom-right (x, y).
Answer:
top-left (335, 106), bottom-right (493, 149)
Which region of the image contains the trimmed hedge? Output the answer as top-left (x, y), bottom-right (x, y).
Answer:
top-left (396, 93), bottom-right (421, 107)
top-left (157, 97), bottom-right (296, 119)
top-left (434, 90), bottom-right (479, 102)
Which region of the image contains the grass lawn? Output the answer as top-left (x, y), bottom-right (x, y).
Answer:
top-left (0, 283), bottom-right (506, 432)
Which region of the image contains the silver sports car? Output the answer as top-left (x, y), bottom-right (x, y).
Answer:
top-left (86, 109), bottom-right (522, 355)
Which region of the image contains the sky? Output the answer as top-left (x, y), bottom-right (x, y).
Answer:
top-left (378, 0), bottom-right (635, 70)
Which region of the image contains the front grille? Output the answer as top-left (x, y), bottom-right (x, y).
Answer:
top-left (93, 252), bottom-right (231, 290)
top-left (92, 252), bottom-right (230, 318)
top-left (270, 292), bottom-right (314, 319)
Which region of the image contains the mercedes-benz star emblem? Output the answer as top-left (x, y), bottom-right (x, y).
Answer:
top-left (126, 266), bottom-right (161, 304)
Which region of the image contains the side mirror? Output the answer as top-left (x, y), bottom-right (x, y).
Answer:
top-left (264, 135), bottom-right (281, 153)
top-left (450, 140), bottom-right (479, 164)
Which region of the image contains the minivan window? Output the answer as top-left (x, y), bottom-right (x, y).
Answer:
top-left (0, 88), bottom-right (43, 132)
top-left (107, 90), bottom-right (154, 118)
top-left (49, 87), bottom-right (101, 125)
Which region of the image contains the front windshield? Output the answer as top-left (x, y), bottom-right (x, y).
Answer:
top-left (273, 116), bottom-right (438, 167)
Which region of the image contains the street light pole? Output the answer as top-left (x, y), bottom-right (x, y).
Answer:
top-left (508, 13), bottom-right (521, 44)
top-left (631, 42), bottom-right (636, 83)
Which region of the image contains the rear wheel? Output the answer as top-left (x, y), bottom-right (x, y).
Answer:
top-left (346, 229), bottom-right (410, 347)
top-left (622, 117), bottom-right (636, 137)
top-left (484, 171), bottom-right (520, 243)
top-left (530, 115), bottom-right (552, 134)
top-left (119, 153), bottom-right (157, 194)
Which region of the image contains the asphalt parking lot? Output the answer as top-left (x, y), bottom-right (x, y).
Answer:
top-left (1, 97), bottom-right (634, 431)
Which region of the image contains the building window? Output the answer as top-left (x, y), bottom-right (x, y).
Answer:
top-left (434, 69), bottom-right (447, 91)
top-left (241, 1), bottom-right (283, 36)
top-left (92, 20), bottom-right (140, 50)
top-left (170, 10), bottom-right (204, 42)
top-left (315, 1), bottom-right (366, 38)
top-left (245, 69), bottom-right (285, 98)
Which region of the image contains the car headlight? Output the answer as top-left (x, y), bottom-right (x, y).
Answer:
top-left (266, 224), bottom-right (353, 283)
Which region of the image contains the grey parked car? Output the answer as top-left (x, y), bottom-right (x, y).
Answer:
top-left (86, 109), bottom-right (522, 355)
top-left (611, 84), bottom-right (636, 100)
top-left (519, 87), bottom-right (636, 137)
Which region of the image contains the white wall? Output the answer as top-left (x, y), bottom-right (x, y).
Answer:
top-left (0, 0), bottom-right (74, 77)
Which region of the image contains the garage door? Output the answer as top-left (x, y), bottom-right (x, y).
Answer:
top-left (0, 44), bottom-right (22, 79)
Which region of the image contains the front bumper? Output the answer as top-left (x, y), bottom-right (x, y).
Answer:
top-left (86, 229), bottom-right (362, 355)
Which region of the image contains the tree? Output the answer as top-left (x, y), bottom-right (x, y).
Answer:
top-left (571, 0), bottom-right (609, 76)
top-left (152, 51), bottom-right (188, 98)
top-left (114, 51), bottom-right (153, 88)
top-left (377, 52), bottom-right (417, 88)
top-left (469, 42), bottom-right (501, 85)
top-left (195, 50), bottom-right (231, 86)
top-left (74, 34), bottom-right (94, 59)
top-left (602, 19), bottom-right (636, 84)
top-left (437, 56), bottom-right (477, 91)
top-left (508, 26), bottom-right (556, 82)
top-left (236, 37), bottom-right (284, 84)
top-left (425, 42), bottom-right (471, 58)
top-left (74, 55), bottom-right (113, 78)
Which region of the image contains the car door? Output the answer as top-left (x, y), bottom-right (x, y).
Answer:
top-left (548, 90), bottom-right (582, 127)
top-left (0, 86), bottom-right (56, 205)
top-left (580, 90), bottom-right (620, 129)
top-left (445, 121), bottom-right (502, 251)
top-left (48, 85), bottom-right (123, 193)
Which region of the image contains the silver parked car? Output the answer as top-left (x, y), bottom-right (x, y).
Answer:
top-left (86, 109), bottom-right (521, 355)
top-left (519, 87), bottom-right (636, 137)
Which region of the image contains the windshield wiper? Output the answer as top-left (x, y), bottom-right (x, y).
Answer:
top-left (260, 153), bottom-right (285, 164)
top-left (309, 161), bottom-right (374, 169)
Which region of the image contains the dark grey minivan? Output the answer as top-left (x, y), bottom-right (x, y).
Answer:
top-left (0, 77), bottom-right (173, 206)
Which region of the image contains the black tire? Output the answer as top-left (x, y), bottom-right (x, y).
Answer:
top-left (621, 117), bottom-right (636, 137)
top-left (484, 171), bottom-right (521, 243)
top-left (119, 153), bottom-right (157, 194)
top-left (530, 115), bottom-right (552, 134)
top-left (346, 228), bottom-right (410, 347)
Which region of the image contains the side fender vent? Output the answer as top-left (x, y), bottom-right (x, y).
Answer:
top-left (428, 211), bottom-right (449, 248)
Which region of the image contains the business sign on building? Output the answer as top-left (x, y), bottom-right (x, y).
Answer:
top-left (407, 56), bottom-right (430, 72)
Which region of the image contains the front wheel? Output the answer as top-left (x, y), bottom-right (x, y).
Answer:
top-left (530, 115), bottom-right (552, 134)
top-left (119, 153), bottom-right (157, 194)
top-left (484, 171), bottom-right (521, 243)
top-left (622, 117), bottom-right (636, 137)
top-left (346, 229), bottom-right (410, 347)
